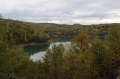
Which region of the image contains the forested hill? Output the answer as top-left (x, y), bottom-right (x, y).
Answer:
top-left (0, 18), bottom-right (120, 44)
top-left (1, 18), bottom-right (120, 79)
top-left (0, 18), bottom-right (50, 44)
top-left (42, 23), bottom-right (120, 40)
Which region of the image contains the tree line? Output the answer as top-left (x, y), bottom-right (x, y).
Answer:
top-left (0, 18), bottom-right (50, 44)
top-left (1, 17), bottom-right (120, 42)
top-left (0, 20), bottom-right (120, 79)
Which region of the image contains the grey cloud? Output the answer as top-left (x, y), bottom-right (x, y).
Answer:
top-left (1, 0), bottom-right (120, 24)
top-left (84, 13), bottom-right (109, 18)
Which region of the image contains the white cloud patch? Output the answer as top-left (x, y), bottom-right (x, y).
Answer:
top-left (0, 0), bottom-right (120, 24)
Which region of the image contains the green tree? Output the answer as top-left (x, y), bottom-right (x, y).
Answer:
top-left (63, 45), bottom-right (77, 79)
top-left (106, 26), bottom-right (120, 79)
top-left (90, 38), bottom-right (108, 79)
top-left (43, 44), bottom-right (65, 79)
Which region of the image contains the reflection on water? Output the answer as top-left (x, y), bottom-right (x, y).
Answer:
top-left (30, 51), bottom-right (46, 61)
top-left (24, 37), bottom-right (73, 61)
top-left (24, 44), bottom-right (50, 55)
top-left (24, 42), bottom-right (71, 61)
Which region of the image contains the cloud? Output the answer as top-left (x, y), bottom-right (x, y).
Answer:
top-left (0, 0), bottom-right (120, 24)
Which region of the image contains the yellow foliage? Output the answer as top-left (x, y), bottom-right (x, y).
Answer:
top-left (76, 33), bottom-right (89, 51)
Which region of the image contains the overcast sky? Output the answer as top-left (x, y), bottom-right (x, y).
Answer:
top-left (0, 0), bottom-right (120, 25)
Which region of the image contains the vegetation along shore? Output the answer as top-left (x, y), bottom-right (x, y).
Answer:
top-left (0, 18), bottom-right (120, 79)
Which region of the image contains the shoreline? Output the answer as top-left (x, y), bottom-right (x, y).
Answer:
top-left (17, 40), bottom-right (53, 46)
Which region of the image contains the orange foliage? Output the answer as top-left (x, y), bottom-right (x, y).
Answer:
top-left (76, 33), bottom-right (89, 51)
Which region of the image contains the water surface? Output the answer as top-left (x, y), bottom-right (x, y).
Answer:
top-left (24, 42), bottom-right (71, 61)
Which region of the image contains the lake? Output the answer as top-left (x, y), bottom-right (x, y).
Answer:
top-left (24, 42), bottom-right (71, 61)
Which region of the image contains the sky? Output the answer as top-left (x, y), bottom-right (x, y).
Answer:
top-left (0, 0), bottom-right (120, 25)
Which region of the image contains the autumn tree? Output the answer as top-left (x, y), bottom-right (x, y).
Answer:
top-left (75, 33), bottom-right (89, 52)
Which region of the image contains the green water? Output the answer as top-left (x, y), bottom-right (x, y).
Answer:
top-left (24, 42), bottom-right (71, 61)
top-left (23, 37), bottom-right (73, 61)
top-left (24, 44), bottom-right (50, 56)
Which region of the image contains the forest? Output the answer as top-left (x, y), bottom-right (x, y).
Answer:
top-left (0, 17), bottom-right (120, 79)
top-left (0, 17), bottom-right (120, 43)
top-left (0, 18), bottom-right (50, 44)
